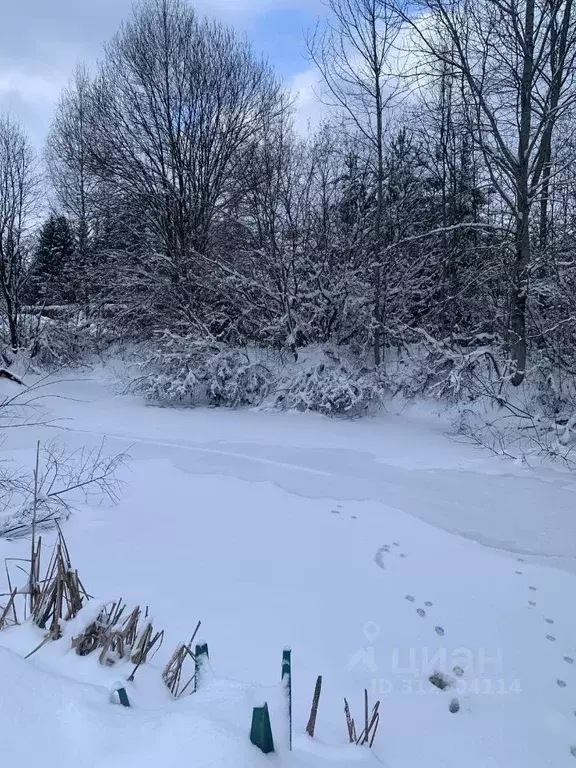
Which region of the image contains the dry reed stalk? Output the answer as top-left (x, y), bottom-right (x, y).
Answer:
top-left (344, 691), bottom-right (381, 747)
top-left (0, 526), bottom-right (171, 679)
top-left (72, 597), bottom-right (165, 673)
top-left (0, 588), bottom-right (18, 630)
top-left (122, 606), bottom-right (141, 647)
top-left (29, 441), bottom-right (40, 620)
top-left (162, 621), bottom-right (202, 698)
top-left (344, 698), bottom-right (356, 743)
top-left (99, 630), bottom-right (125, 666)
top-left (30, 531), bottom-right (86, 639)
top-left (131, 622), bottom-right (164, 665)
top-left (28, 538), bottom-right (42, 619)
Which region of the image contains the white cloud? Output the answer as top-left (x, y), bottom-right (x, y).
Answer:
top-left (202, 0), bottom-right (300, 14)
top-left (290, 67), bottom-right (327, 136)
top-left (0, 0), bottom-right (319, 147)
top-left (0, 72), bottom-right (61, 105)
top-left (0, 70), bottom-right (63, 148)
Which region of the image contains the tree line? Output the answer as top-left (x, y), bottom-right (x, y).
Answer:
top-left (2, 0), bottom-right (576, 395)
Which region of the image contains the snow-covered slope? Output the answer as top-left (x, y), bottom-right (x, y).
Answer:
top-left (1, 367), bottom-right (576, 767)
top-left (0, 635), bottom-right (354, 768)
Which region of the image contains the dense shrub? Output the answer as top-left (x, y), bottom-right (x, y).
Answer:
top-left (136, 335), bottom-right (271, 408)
top-left (135, 334), bottom-right (207, 406)
top-left (136, 336), bottom-right (374, 416)
top-left (276, 360), bottom-right (376, 417)
top-left (29, 319), bottom-right (95, 370)
top-left (204, 352), bottom-right (271, 407)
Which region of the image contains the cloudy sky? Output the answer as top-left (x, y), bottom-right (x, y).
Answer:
top-left (0, 0), bottom-right (324, 149)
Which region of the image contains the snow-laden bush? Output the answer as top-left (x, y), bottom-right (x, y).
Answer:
top-left (204, 352), bottom-right (271, 407)
top-left (394, 339), bottom-right (576, 465)
top-left (453, 363), bottom-right (576, 466)
top-left (136, 336), bottom-right (372, 416)
top-left (136, 334), bottom-right (271, 408)
top-left (142, 366), bottom-right (202, 406)
top-left (29, 319), bottom-right (96, 371)
top-left (382, 331), bottom-right (504, 403)
top-left (380, 333), bottom-right (576, 463)
top-left (276, 359), bottom-right (376, 417)
top-left (134, 334), bottom-right (207, 406)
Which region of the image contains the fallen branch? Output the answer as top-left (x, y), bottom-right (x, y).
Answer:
top-left (0, 369), bottom-right (23, 385)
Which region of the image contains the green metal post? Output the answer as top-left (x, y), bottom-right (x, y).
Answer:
top-left (194, 642), bottom-right (209, 692)
top-left (282, 647), bottom-right (292, 750)
top-left (115, 687), bottom-right (130, 707)
top-left (250, 702), bottom-right (275, 754)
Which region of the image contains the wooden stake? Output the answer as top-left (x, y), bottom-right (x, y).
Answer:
top-left (306, 675), bottom-right (322, 738)
top-left (364, 688), bottom-right (368, 745)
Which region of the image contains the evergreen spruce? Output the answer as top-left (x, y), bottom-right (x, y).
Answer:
top-left (29, 215), bottom-right (76, 305)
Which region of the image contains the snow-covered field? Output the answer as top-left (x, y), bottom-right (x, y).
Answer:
top-left (2, 365), bottom-right (576, 767)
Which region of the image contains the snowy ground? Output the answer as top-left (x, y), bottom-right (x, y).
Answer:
top-left (1, 365), bottom-right (576, 767)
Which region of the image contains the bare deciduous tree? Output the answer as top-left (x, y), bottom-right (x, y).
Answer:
top-left (46, 65), bottom-right (98, 302)
top-left (308, 0), bottom-right (405, 366)
top-left (393, 0), bottom-right (576, 383)
top-left (80, 0), bottom-right (287, 331)
top-left (0, 115), bottom-right (39, 353)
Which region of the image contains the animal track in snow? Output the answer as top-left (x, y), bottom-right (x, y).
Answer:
top-left (416, 608), bottom-right (426, 618)
top-left (546, 635), bottom-right (557, 642)
top-left (373, 547), bottom-right (388, 570)
top-left (405, 595), bottom-right (415, 602)
top-left (565, 656), bottom-right (574, 665)
top-left (545, 618), bottom-right (554, 624)
top-left (528, 585), bottom-right (537, 591)
top-left (453, 666), bottom-right (464, 677)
